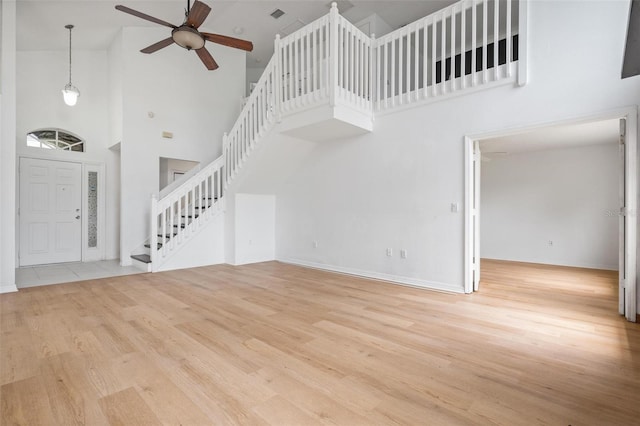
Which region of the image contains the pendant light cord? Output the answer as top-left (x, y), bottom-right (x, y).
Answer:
top-left (66, 24), bottom-right (74, 86)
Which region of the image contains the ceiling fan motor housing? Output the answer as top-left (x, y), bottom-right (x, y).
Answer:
top-left (172, 26), bottom-right (205, 50)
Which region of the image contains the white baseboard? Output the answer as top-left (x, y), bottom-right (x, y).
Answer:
top-left (0, 284), bottom-right (19, 294)
top-left (482, 256), bottom-right (618, 271)
top-left (278, 257), bottom-right (464, 294)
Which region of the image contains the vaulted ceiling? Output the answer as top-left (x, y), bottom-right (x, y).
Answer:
top-left (17, 0), bottom-right (456, 66)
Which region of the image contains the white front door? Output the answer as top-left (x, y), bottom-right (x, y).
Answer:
top-left (19, 158), bottom-right (82, 266)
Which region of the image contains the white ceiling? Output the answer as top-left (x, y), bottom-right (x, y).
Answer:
top-left (17, 0), bottom-right (456, 66)
top-left (479, 119), bottom-right (621, 156)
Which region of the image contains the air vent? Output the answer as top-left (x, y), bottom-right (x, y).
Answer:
top-left (270, 8), bottom-right (285, 19)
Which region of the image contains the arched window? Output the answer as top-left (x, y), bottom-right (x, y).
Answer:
top-left (26, 129), bottom-right (84, 152)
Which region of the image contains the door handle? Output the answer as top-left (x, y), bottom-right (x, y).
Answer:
top-left (75, 215), bottom-right (81, 220)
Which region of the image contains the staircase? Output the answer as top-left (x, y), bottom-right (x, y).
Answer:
top-left (130, 157), bottom-right (225, 272)
top-left (132, 0), bottom-right (526, 272)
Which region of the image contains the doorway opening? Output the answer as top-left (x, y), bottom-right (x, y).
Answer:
top-left (464, 108), bottom-right (638, 322)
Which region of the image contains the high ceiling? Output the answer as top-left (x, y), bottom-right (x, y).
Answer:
top-left (17, 0), bottom-right (456, 67)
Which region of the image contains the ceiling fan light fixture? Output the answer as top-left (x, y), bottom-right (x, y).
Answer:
top-left (172, 26), bottom-right (205, 50)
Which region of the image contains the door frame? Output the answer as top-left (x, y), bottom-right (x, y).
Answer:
top-left (464, 106), bottom-right (638, 322)
top-left (17, 155), bottom-right (107, 265)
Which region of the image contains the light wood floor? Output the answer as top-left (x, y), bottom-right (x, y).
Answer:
top-left (1, 260), bottom-right (639, 425)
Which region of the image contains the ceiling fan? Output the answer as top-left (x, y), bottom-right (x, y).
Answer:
top-left (115, 0), bottom-right (253, 70)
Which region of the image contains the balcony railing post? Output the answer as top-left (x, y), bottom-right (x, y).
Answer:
top-left (329, 2), bottom-right (339, 107)
top-left (518, 0), bottom-right (529, 86)
top-left (274, 34), bottom-right (283, 122)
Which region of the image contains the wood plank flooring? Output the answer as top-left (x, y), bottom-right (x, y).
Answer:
top-left (1, 259), bottom-right (639, 425)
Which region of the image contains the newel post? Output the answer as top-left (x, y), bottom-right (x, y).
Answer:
top-left (329, 2), bottom-right (339, 107)
top-left (370, 32), bottom-right (376, 117)
top-left (274, 34), bottom-right (283, 122)
top-left (150, 193), bottom-right (158, 270)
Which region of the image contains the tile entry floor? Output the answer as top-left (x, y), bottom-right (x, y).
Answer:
top-left (15, 260), bottom-right (144, 288)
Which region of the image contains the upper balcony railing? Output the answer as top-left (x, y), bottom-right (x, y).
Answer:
top-left (374, 0), bottom-right (525, 111)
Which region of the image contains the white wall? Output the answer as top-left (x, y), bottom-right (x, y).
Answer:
top-left (274, 1), bottom-right (640, 295)
top-left (0, 0), bottom-right (17, 293)
top-left (234, 193), bottom-right (275, 265)
top-left (481, 144), bottom-right (619, 270)
top-left (120, 27), bottom-right (245, 264)
top-left (16, 50), bottom-right (120, 260)
top-left (108, 30), bottom-right (123, 148)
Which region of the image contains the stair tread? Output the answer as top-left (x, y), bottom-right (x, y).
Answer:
top-left (131, 254), bottom-right (152, 264)
top-left (144, 243), bottom-right (163, 249)
top-left (158, 233), bottom-right (178, 238)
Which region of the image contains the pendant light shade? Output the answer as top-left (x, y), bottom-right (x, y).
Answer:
top-left (62, 84), bottom-right (80, 106)
top-left (62, 24), bottom-right (80, 106)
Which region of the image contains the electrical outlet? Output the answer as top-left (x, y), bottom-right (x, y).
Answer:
top-left (548, 240), bottom-right (553, 246)
top-left (386, 248), bottom-right (393, 257)
top-left (400, 249), bottom-right (407, 259)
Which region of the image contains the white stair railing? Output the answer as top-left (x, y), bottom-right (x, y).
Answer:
top-left (222, 4), bottom-right (374, 184)
top-left (223, 54), bottom-right (278, 184)
top-left (149, 157), bottom-right (224, 270)
top-left (147, 0), bottom-right (526, 270)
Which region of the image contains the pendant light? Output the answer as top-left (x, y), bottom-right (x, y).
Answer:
top-left (62, 24), bottom-right (80, 106)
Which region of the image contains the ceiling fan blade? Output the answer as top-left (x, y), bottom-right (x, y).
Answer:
top-left (141, 37), bottom-right (175, 54)
top-left (202, 33), bottom-right (253, 52)
top-left (196, 47), bottom-right (219, 70)
top-left (186, 1), bottom-right (211, 29)
top-left (115, 5), bottom-right (177, 29)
